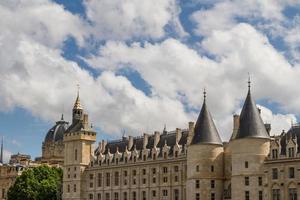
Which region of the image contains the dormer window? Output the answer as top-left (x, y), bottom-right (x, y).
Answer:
top-left (272, 149), bottom-right (278, 159)
top-left (175, 151), bottom-right (178, 158)
top-left (153, 153), bottom-right (156, 160)
top-left (164, 152), bottom-right (167, 159)
top-left (288, 147), bottom-right (295, 158)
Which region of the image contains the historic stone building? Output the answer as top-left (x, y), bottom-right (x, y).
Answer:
top-left (61, 83), bottom-right (300, 200)
top-left (41, 114), bottom-right (68, 166)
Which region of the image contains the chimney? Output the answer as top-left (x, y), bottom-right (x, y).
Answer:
top-left (101, 140), bottom-right (107, 154)
top-left (83, 114), bottom-right (89, 129)
top-left (264, 123), bottom-right (271, 135)
top-left (128, 136), bottom-right (134, 150)
top-left (143, 133), bottom-right (149, 149)
top-left (187, 122), bottom-right (194, 145)
top-left (233, 114), bottom-right (240, 131)
top-left (154, 131), bottom-right (160, 147)
top-left (175, 128), bottom-right (182, 144)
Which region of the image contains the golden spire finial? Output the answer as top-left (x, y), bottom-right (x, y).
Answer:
top-left (73, 84), bottom-right (83, 110)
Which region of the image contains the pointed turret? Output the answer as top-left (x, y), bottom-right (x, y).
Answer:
top-left (235, 78), bottom-right (269, 139)
top-left (73, 91), bottom-right (83, 110)
top-left (191, 89), bottom-right (222, 145)
top-left (72, 87), bottom-right (83, 124)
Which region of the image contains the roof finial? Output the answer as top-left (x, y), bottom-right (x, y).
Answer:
top-left (61, 113), bottom-right (64, 121)
top-left (77, 83), bottom-right (80, 97)
top-left (203, 87), bottom-right (207, 101)
top-left (248, 72), bottom-right (251, 90)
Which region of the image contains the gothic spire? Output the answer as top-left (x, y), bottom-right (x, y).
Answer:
top-left (191, 89), bottom-right (222, 145)
top-left (73, 84), bottom-right (83, 110)
top-left (235, 79), bottom-right (269, 139)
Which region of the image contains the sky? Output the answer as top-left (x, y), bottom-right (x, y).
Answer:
top-left (0, 0), bottom-right (300, 162)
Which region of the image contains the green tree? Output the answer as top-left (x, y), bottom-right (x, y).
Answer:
top-left (7, 165), bottom-right (62, 200)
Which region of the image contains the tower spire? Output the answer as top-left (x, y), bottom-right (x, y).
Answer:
top-left (191, 89), bottom-right (222, 145)
top-left (235, 78), bottom-right (269, 139)
top-left (73, 84), bottom-right (83, 110)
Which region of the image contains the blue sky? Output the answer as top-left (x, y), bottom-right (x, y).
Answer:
top-left (0, 0), bottom-right (300, 161)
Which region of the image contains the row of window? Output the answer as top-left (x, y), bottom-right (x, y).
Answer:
top-left (195, 192), bottom-right (215, 200)
top-left (271, 147), bottom-right (296, 159)
top-left (195, 180), bottom-right (215, 189)
top-left (244, 176), bottom-right (263, 186)
top-left (272, 188), bottom-right (297, 200)
top-left (86, 166), bottom-right (182, 187)
top-left (88, 189), bottom-right (180, 200)
top-left (272, 167), bottom-right (295, 179)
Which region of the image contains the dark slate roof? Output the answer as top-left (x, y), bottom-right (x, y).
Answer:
top-left (191, 99), bottom-right (222, 145)
top-left (45, 116), bottom-right (69, 143)
top-left (280, 125), bottom-right (300, 154)
top-left (101, 130), bottom-right (188, 155)
top-left (65, 120), bottom-right (84, 133)
top-left (235, 89), bottom-right (269, 139)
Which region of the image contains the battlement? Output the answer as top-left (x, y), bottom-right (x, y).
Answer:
top-left (63, 131), bottom-right (96, 142)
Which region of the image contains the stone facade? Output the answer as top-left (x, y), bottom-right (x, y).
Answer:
top-left (61, 86), bottom-right (300, 200)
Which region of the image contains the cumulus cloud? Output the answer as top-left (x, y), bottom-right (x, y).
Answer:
top-left (83, 0), bottom-right (186, 40)
top-left (86, 22), bottom-right (300, 139)
top-left (1, 0), bottom-right (300, 144)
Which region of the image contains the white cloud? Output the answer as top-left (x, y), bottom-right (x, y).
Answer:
top-left (83, 0), bottom-right (186, 40)
top-left (0, 0), bottom-right (88, 48)
top-left (86, 22), bottom-right (300, 140)
top-left (258, 105), bottom-right (296, 136)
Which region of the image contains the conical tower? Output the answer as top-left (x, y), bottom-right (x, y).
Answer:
top-left (187, 90), bottom-right (224, 200)
top-left (229, 78), bottom-right (270, 200)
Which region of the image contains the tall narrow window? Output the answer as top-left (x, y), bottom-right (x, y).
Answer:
top-left (75, 149), bottom-right (78, 161)
top-left (123, 192), bottom-right (127, 200)
top-left (132, 192), bottom-right (137, 200)
top-left (106, 173), bottom-right (110, 187)
top-left (195, 180), bottom-right (200, 188)
top-left (211, 193), bottom-right (215, 200)
top-left (258, 177), bottom-right (262, 186)
top-left (196, 193), bottom-right (200, 200)
top-left (245, 191), bottom-right (250, 200)
top-left (142, 191), bottom-right (146, 200)
top-left (98, 173), bottom-right (102, 187)
top-left (288, 188), bottom-right (297, 200)
top-left (174, 189), bottom-right (179, 200)
top-left (114, 192), bottom-right (118, 200)
top-left (288, 147), bottom-right (295, 158)
top-left (289, 167), bottom-right (295, 178)
top-left (272, 168), bottom-right (278, 179)
top-left (245, 177), bottom-right (249, 186)
top-left (259, 191), bottom-right (263, 200)
top-left (74, 184), bottom-right (77, 192)
top-left (272, 189), bottom-right (280, 200)
top-left (114, 171), bottom-right (119, 186)
top-left (211, 165), bottom-right (214, 172)
top-left (211, 180), bottom-right (215, 188)
top-left (245, 161), bottom-right (249, 168)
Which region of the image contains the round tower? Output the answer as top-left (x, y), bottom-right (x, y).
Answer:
top-left (187, 90), bottom-right (224, 200)
top-left (229, 80), bottom-right (270, 200)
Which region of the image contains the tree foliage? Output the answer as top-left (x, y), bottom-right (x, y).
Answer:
top-left (7, 165), bottom-right (62, 200)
